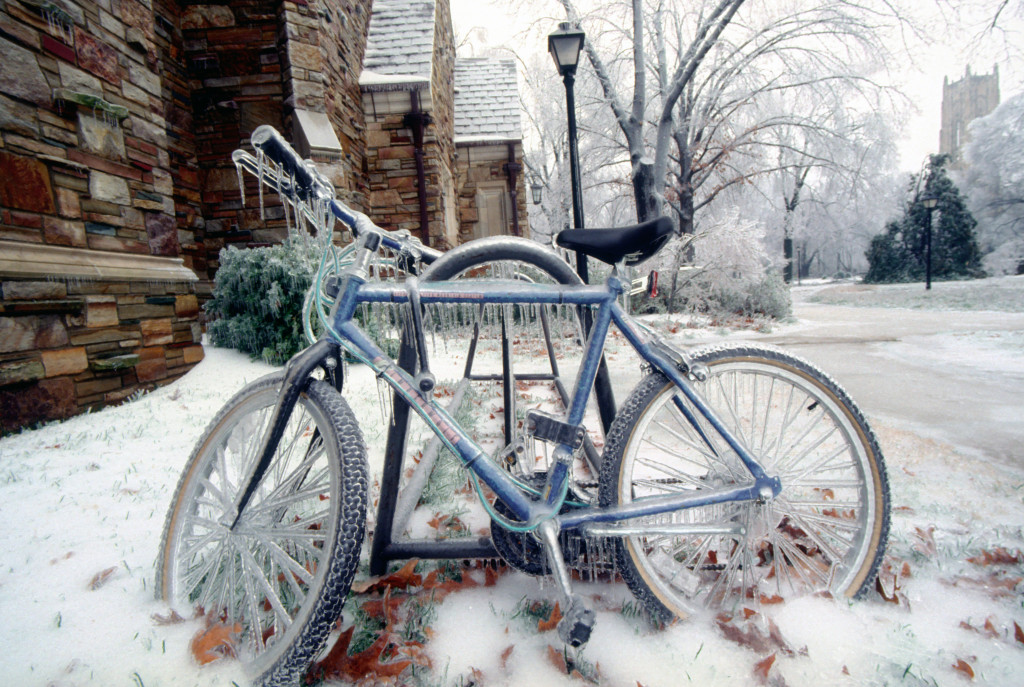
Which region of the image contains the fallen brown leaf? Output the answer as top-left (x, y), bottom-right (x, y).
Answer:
top-left (912, 526), bottom-right (937, 557)
top-left (312, 626), bottom-right (411, 682)
top-left (151, 609), bottom-right (186, 625)
top-left (351, 558), bottom-right (422, 594)
top-left (547, 644), bottom-right (567, 672)
top-left (499, 645), bottom-right (515, 671)
top-left (190, 622), bottom-right (240, 665)
top-left (538, 602), bottom-right (562, 633)
top-left (967, 547), bottom-right (1022, 566)
top-left (753, 653), bottom-right (776, 685)
top-left (88, 566), bottom-right (117, 590)
top-left (952, 658), bottom-right (974, 679)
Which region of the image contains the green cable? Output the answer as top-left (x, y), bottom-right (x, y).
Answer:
top-left (469, 467), bottom-right (569, 534)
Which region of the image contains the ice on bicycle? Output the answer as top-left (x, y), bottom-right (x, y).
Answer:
top-left (156, 126), bottom-right (890, 686)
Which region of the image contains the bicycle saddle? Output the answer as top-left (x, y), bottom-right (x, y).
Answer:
top-left (555, 216), bottom-right (674, 266)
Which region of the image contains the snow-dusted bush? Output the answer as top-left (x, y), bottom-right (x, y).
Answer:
top-left (660, 213), bottom-right (791, 319)
top-left (982, 238), bottom-right (1024, 276)
top-left (206, 239), bottom-right (318, 365)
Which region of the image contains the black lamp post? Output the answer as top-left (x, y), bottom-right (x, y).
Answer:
top-left (548, 22), bottom-right (587, 283)
top-left (922, 192), bottom-right (938, 290)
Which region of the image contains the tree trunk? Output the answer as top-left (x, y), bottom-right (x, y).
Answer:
top-left (633, 160), bottom-right (659, 223)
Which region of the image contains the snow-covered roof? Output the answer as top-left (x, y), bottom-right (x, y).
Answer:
top-left (358, 70), bottom-right (431, 92)
top-left (361, 0), bottom-right (436, 88)
top-left (454, 58), bottom-right (522, 144)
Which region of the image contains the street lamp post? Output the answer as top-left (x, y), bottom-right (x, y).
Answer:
top-left (548, 22), bottom-right (617, 437)
top-left (922, 192), bottom-right (938, 290)
top-left (548, 22), bottom-right (587, 284)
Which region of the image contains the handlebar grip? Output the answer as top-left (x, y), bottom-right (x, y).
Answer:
top-left (250, 125), bottom-right (315, 201)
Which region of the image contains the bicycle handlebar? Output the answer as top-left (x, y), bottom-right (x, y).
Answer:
top-left (238, 125), bottom-right (441, 264)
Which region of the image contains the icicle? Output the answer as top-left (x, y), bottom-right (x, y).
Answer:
top-left (257, 152), bottom-right (266, 220)
top-left (376, 375), bottom-right (391, 424)
top-left (236, 164), bottom-right (246, 208)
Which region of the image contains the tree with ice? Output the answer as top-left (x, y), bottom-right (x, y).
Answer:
top-left (963, 91), bottom-right (1024, 275)
top-left (550, 0), bottom-right (910, 233)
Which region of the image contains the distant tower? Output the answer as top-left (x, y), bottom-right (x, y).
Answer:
top-left (940, 64), bottom-right (1000, 168)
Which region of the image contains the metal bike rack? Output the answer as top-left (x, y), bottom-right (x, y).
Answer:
top-left (368, 301), bottom-right (609, 575)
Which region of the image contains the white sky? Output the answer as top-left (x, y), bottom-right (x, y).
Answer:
top-left (449, 0), bottom-right (1024, 172)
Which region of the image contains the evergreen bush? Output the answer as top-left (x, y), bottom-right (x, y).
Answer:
top-left (206, 239), bottom-right (319, 365)
top-left (865, 155), bottom-right (985, 283)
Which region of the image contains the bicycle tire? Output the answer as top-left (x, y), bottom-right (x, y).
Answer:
top-left (156, 373), bottom-right (368, 686)
top-left (599, 344), bottom-right (889, 621)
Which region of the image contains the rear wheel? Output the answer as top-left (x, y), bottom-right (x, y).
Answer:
top-left (156, 374), bottom-right (368, 686)
top-left (600, 344), bottom-right (889, 621)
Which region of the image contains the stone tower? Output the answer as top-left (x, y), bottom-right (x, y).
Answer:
top-left (940, 65), bottom-right (1000, 168)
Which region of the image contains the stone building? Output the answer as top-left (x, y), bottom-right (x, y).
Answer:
top-left (0, 0), bottom-right (527, 432)
top-left (940, 65), bottom-right (1000, 169)
top-left (454, 57), bottom-right (528, 241)
top-left (360, 0), bottom-right (459, 248)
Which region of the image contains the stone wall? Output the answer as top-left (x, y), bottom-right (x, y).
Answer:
top-left (360, 0), bottom-right (457, 249)
top-left (306, 0), bottom-right (371, 206)
top-left (155, 0), bottom-right (203, 287)
top-left (362, 106), bottom-right (435, 243)
top-left (0, 0), bottom-right (205, 432)
top-left (430, 0), bottom-right (456, 246)
top-left (940, 65), bottom-right (1000, 169)
top-left (1, 272), bottom-right (202, 433)
top-left (181, 1), bottom-right (286, 285)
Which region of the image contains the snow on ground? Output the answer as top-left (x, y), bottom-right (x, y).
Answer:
top-left (2, 277), bottom-right (1024, 687)
top-left (802, 274), bottom-right (1024, 313)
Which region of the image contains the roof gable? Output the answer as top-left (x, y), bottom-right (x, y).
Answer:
top-left (454, 58), bottom-right (522, 143)
top-left (362, 0), bottom-right (436, 86)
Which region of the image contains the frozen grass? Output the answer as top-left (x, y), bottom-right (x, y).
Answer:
top-left (2, 279), bottom-right (1024, 686)
top-left (802, 274), bottom-right (1024, 312)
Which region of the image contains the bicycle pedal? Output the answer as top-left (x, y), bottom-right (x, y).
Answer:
top-left (557, 601), bottom-right (596, 647)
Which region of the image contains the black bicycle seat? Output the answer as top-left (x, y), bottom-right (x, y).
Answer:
top-left (555, 216), bottom-right (675, 266)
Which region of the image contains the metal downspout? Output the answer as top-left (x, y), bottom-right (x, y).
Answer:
top-left (506, 142), bottom-right (521, 236)
top-left (406, 91), bottom-right (431, 245)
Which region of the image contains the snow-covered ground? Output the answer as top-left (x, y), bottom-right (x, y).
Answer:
top-left (2, 276), bottom-right (1024, 687)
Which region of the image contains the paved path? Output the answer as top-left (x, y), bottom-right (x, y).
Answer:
top-left (758, 291), bottom-right (1024, 465)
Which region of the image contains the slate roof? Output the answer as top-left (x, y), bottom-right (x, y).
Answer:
top-left (362, 0), bottom-right (435, 83)
top-left (454, 58), bottom-right (522, 143)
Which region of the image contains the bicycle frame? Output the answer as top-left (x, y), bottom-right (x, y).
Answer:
top-left (325, 250), bottom-right (783, 537)
top-left (226, 132), bottom-right (781, 540)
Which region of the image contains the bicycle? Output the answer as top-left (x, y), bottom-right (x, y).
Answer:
top-left (155, 125), bottom-right (890, 686)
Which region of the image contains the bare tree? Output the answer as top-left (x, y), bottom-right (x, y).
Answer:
top-left (555, 0), bottom-right (910, 237)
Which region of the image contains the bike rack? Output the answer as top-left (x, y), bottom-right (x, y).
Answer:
top-left (368, 301), bottom-right (609, 575)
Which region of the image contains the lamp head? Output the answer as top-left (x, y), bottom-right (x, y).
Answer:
top-left (548, 22), bottom-right (585, 76)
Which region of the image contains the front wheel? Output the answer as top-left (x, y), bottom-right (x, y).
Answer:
top-left (600, 344), bottom-right (889, 621)
top-left (156, 374), bottom-right (368, 686)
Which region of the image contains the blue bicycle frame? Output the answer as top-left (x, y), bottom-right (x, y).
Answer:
top-left (327, 238), bottom-right (783, 536)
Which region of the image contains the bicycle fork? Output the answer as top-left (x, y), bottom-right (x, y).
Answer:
top-left (220, 338), bottom-right (340, 530)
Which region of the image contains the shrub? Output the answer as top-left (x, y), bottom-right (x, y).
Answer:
top-left (654, 213), bottom-right (792, 320)
top-left (206, 238), bottom-right (319, 365)
top-left (673, 268), bottom-right (791, 320)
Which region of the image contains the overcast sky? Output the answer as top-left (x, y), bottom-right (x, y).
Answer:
top-left (449, 0), bottom-right (1023, 173)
